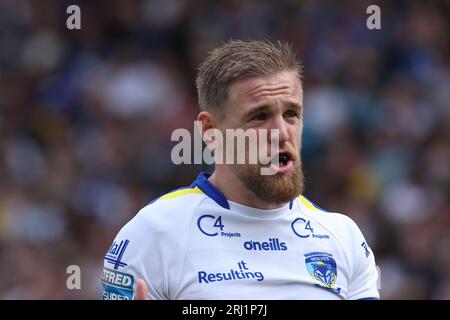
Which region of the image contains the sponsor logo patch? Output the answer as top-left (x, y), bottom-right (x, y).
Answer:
top-left (102, 268), bottom-right (135, 300)
top-left (104, 239), bottom-right (129, 270)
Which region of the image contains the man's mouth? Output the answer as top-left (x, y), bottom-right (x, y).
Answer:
top-left (261, 151), bottom-right (295, 166)
top-left (257, 151), bottom-right (294, 175)
top-left (279, 152), bottom-right (290, 167)
top-left (274, 151), bottom-right (294, 174)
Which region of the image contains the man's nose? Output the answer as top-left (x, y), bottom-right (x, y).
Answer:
top-left (269, 115), bottom-right (290, 144)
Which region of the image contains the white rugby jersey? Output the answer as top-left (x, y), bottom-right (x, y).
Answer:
top-left (102, 172), bottom-right (380, 300)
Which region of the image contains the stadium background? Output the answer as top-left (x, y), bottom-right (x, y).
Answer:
top-left (0, 0), bottom-right (449, 299)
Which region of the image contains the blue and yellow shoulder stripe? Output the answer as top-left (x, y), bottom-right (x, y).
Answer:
top-left (147, 186), bottom-right (204, 206)
top-left (297, 195), bottom-right (328, 213)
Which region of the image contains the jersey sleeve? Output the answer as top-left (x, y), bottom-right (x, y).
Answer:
top-left (346, 219), bottom-right (380, 300)
top-left (101, 208), bottom-right (168, 300)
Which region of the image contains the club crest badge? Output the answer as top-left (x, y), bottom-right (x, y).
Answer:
top-left (304, 252), bottom-right (337, 288)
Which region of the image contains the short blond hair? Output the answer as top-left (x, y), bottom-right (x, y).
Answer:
top-left (196, 39), bottom-right (302, 117)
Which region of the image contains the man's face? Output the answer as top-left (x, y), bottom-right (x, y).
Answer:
top-left (217, 70), bottom-right (304, 204)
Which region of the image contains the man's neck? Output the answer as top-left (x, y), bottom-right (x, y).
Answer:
top-left (208, 169), bottom-right (288, 210)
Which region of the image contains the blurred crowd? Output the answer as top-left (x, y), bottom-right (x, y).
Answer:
top-left (0, 0), bottom-right (449, 299)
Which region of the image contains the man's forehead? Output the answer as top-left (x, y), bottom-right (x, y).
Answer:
top-left (228, 70), bottom-right (302, 104)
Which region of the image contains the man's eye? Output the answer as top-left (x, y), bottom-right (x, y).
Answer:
top-left (284, 110), bottom-right (299, 118)
top-left (251, 113), bottom-right (268, 121)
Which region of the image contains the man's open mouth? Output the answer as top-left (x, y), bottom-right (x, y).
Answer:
top-left (259, 150), bottom-right (295, 173)
top-left (278, 152), bottom-right (291, 167)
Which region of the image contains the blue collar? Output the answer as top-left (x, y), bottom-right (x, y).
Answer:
top-left (192, 172), bottom-right (230, 209)
top-left (193, 172), bottom-right (294, 210)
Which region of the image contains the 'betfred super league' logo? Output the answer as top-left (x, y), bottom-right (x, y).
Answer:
top-left (304, 252), bottom-right (337, 288)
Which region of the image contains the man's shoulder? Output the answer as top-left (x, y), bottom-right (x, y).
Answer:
top-left (103, 186), bottom-right (208, 276)
top-left (144, 185), bottom-right (206, 211)
top-left (120, 186), bottom-right (207, 236)
top-left (295, 195), bottom-right (362, 237)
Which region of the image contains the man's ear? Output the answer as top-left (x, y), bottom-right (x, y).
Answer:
top-left (197, 111), bottom-right (217, 146)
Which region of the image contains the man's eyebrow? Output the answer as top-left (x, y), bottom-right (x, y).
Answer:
top-left (243, 105), bottom-right (271, 118)
top-left (285, 101), bottom-right (302, 111)
top-left (243, 102), bottom-right (302, 119)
